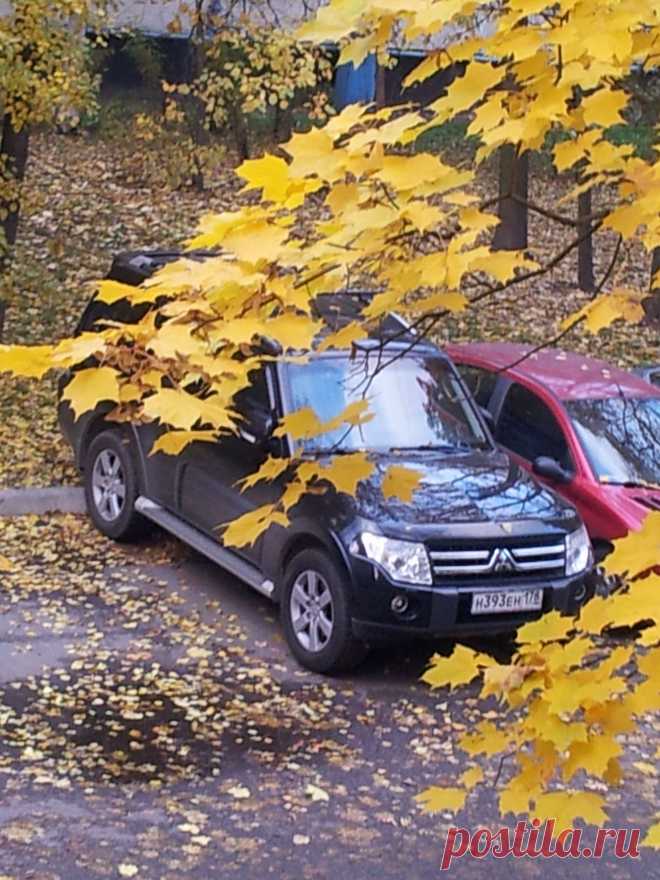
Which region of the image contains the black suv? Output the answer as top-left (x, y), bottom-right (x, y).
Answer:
top-left (58, 251), bottom-right (594, 673)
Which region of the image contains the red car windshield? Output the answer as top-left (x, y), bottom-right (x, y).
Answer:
top-left (566, 396), bottom-right (660, 486)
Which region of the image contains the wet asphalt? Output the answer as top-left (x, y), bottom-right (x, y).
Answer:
top-left (0, 517), bottom-right (657, 880)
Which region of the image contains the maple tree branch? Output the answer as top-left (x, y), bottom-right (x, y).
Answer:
top-left (466, 219), bottom-right (605, 298)
top-left (592, 232), bottom-right (622, 298)
top-left (510, 193), bottom-right (607, 229)
top-left (493, 750), bottom-right (516, 788)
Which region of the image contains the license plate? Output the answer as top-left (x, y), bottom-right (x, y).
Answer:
top-left (471, 588), bottom-right (543, 615)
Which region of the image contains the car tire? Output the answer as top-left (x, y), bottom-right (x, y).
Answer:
top-left (84, 429), bottom-right (146, 542)
top-left (280, 548), bottom-right (368, 674)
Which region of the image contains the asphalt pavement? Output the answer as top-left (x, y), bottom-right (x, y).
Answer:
top-left (0, 514), bottom-right (657, 880)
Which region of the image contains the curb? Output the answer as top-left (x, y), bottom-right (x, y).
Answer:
top-left (0, 487), bottom-right (86, 517)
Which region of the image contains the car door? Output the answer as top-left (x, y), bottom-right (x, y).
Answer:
top-left (493, 381), bottom-right (575, 480)
top-left (174, 366), bottom-right (282, 566)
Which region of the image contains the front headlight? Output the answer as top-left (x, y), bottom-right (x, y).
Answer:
top-left (359, 532), bottom-right (432, 585)
top-left (565, 524), bottom-right (591, 575)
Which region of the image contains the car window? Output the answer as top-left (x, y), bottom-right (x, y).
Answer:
top-left (566, 396), bottom-right (660, 485)
top-left (456, 364), bottom-right (498, 408)
top-left (284, 353), bottom-right (489, 453)
top-left (495, 383), bottom-right (572, 468)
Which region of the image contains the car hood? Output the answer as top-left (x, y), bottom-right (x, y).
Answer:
top-left (347, 449), bottom-right (577, 533)
top-left (599, 483), bottom-right (660, 532)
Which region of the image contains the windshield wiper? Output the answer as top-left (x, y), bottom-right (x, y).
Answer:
top-left (602, 479), bottom-right (660, 490)
top-left (388, 443), bottom-right (476, 454)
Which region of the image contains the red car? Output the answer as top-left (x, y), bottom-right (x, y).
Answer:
top-left (446, 342), bottom-right (660, 562)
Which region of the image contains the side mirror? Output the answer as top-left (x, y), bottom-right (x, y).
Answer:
top-left (239, 408), bottom-right (275, 446)
top-left (532, 455), bottom-right (573, 484)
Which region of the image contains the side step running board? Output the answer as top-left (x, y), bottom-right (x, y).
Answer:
top-left (135, 496), bottom-right (275, 599)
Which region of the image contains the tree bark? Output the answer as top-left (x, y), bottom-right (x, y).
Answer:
top-left (185, 3), bottom-right (211, 190)
top-left (0, 114), bottom-right (30, 340)
top-left (492, 144), bottom-right (528, 251)
top-left (643, 246), bottom-right (660, 322)
top-left (577, 188), bottom-right (595, 292)
top-left (375, 60), bottom-right (386, 108)
top-left (229, 103), bottom-right (250, 162)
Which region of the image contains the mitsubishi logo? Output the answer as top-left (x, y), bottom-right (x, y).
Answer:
top-left (490, 547), bottom-right (517, 573)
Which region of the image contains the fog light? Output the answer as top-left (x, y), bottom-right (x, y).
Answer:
top-left (574, 583), bottom-right (587, 602)
top-left (391, 594), bottom-right (409, 614)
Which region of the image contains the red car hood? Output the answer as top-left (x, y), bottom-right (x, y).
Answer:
top-left (600, 484), bottom-right (660, 533)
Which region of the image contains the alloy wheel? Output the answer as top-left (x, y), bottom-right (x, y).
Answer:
top-left (91, 449), bottom-right (126, 522)
top-left (289, 569), bottom-right (334, 653)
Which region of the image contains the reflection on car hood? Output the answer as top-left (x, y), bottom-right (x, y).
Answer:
top-left (351, 450), bottom-right (575, 527)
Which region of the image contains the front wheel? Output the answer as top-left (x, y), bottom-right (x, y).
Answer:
top-left (84, 429), bottom-right (147, 541)
top-left (280, 548), bottom-right (368, 674)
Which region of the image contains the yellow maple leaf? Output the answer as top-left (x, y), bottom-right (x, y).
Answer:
top-left (532, 791), bottom-right (607, 833)
top-left (469, 250), bottom-right (538, 284)
top-left (553, 138), bottom-right (584, 172)
top-left (562, 736), bottom-right (622, 781)
top-left (317, 323), bottom-right (367, 351)
top-left (642, 821), bottom-right (660, 849)
top-left (517, 610), bottom-right (575, 645)
top-left (581, 88), bottom-right (628, 128)
top-left (239, 456), bottom-right (291, 489)
top-left (561, 289), bottom-right (645, 334)
top-left (377, 153), bottom-right (450, 191)
top-left (222, 504), bottom-right (289, 548)
top-left (149, 431), bottom-right (217, 456)
top-left (0, 554), bottom-right (12, 572)
top-left (61, 367), bottom-right (120, 419)
top-left (223, 221), bottom-right (289, 264)
top-left (578, 594), bottom-right (615, 635)
top-left (315, 452), bottom-right (375, 496)
top-left (118, 866), bottom-right (139, 879)
top-left (268, 313), bottom-right (322, 351)
top-left (415, 786), bottom-right (467, 814)
top-left (0, 344), bottom-right (54, 379)
top-left (142, 389), bottom-right (208, 432)
top-left (460, 721), bottom-right (511, 757)
top-left (480, 664), bottom-right (529, 699)
top-left (422, 645), bottom-right (483, 691)
top-left (527, 704), bottom-right (589, 752)
top-left (499, 782), bottom-right (534, 818)
top-left (459, 766), bottom-right (485, 789)
top-left (381, 466), bottom-right (422, 503)
top-left (274, 407), bottom-right (323, 440)
top-left (604, 511), bottom-right (660, 579)
top-left (237, 154), bottom-right (291, 203)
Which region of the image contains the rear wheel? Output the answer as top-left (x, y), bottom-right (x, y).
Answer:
top-left (84, 430), bottom-right (146, 541)
top-left (280, 548), bottom-right (368, 674)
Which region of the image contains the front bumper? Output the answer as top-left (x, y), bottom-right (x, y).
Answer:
top-left (348, 557), bottom-right (593, 641)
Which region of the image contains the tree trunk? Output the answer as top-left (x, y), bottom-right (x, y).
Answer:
top-left (185, 6), bottom-right (211, 190)
top-left (375, 61), bottom-right (386, 108)
top-left (0, 114), bottom-right (30, 340)
top-left (492, 144), bottom-right (528, 251)
top-left (273, 104), bottom-right (292, 144)
top-left (577, 188), bottom-right (595, 292)
top-left (643, 247), bottom-right (660, 322)
top-left (229, 103), bottom-right (250, 162)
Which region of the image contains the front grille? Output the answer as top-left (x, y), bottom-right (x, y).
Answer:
top-left (428, 537), bottom-right (566, 583)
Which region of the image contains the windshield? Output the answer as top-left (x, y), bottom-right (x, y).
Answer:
top-left (284, 352), bottom-right (489, 453)
top-left (566, 396), bottom-right (660, 486)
